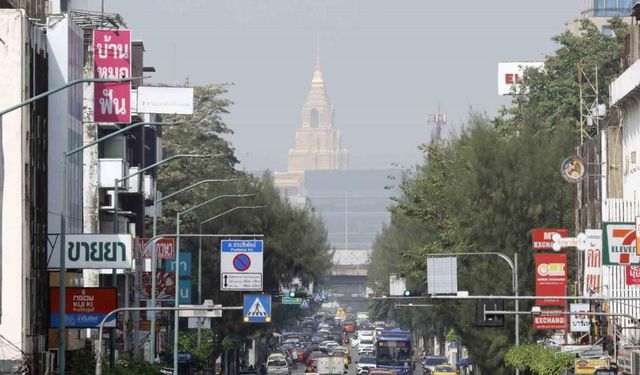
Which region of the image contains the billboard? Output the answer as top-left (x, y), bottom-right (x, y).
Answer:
top-left (137, 86), bottom-right (194, 115)
top-left (497, 62), bottom-right (544, 95)
top-left (533, 310), bottom-right (567, 330)
top-left (140, 272), bottom-right (191, 304)
top-left (603, 222), bottom-right (639, 265)
top-left (584, 229), bottom-right (603, 295)
top-left (535, 253), bottom-right (567, 306)
top-left (138, 237), bottom-right (175, 260)
top-left (531, 228), bottom-right (570, 250)
top-left (93, 29), bottom-right (131, 123)
top-left (50, 287), bottom-right (117, 328)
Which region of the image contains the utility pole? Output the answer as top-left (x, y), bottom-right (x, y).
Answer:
top-left (428, 106), bottom-right (447, 141)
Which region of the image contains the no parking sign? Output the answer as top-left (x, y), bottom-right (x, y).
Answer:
top-left (220, 240), bottom-right (263, 291)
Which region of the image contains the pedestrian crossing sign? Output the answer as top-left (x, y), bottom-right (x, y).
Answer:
top-left (243, 294), bottom-right (272, 323)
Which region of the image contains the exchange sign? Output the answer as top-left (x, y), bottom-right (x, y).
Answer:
top-left (531, 228), bottom-right (570, 250)
top-left (535, 253), bottom-right (567, 306)
top-left (533, 310), bottom-right (567, 330)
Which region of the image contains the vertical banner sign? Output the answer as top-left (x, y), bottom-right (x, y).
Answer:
top-left (535, 253), bottom-right (567, 306)
top-left (603, 222), bottom-right (639, 265)
top-left (626, 266), bottom-right (640, 286)
top-left (531, 228), bottom-right (570, 250)
top-left (636, 216), bottom-right (640, 254)
top-left (93, 29), bottom-right (131, 123)
top-left (584, 229), bottom-right (603, 295)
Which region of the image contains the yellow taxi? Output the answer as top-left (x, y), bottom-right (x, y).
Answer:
top-left (433, 365), bottom-right (457, 375)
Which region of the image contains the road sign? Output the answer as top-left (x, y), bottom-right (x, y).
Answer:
top-left (300, 299), bottom-right (310, 309)
top-left (178, 303), bottom-right (222, 318)
top-left (243, 294), bottom-right (271, 323)
top-left (188, 317), bottom-right (211, 329)
top-left (281, 296), bottom-right (301, 305)
top-left (221, 240), bottom-right (263, 291)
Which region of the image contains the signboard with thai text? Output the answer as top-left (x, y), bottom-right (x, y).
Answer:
top-left (533, 309), bottom-right (567, 330)
top-left (137, 86), bottom-right (194, 115)
top-left (570, 303), bottom-right (590, 333)
top-left (603, 222), bottom-right (639, 265)
top-left (138, 237), bottom-right (175, 260)
top-left (50, 287), bottom-right (117, 328)
top-left (535, 253), bottom-right (567, 306)
top-left (584, 229), bottom-right (603, 295)
top-left (531, 228), bottom-right (570, 250)
top-left (48, 233), bottom-right (133, 269)
top-left (626, 266), bottom-right (640, 285)
top-left (93, 29), bottom-right (131, 123)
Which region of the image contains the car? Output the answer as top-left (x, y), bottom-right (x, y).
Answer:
top-left (422, 356), bottom-right (448, 375)
top-left (311, 335), bottom-right (324, 345)
top-left (356, 355), bottom-right (376, 375)
top-left (319, 340), bottom-right (339, 350)
top-left (267, 354), bottom-right (291, 375)
top-left (432, 365), bottom-right (457, 375)
top-left (357, 338), bottom-right (374, 355)
top-left (332, 346), bottom-right (351, 363)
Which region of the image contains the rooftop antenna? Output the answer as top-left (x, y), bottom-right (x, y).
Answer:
top-left (316, 29), bottom-right (320, 70)
top-left (428, 105), bottom-right (447, 141)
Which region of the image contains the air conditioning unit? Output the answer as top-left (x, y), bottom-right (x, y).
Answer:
top-left (100, 190), bottom-right (118, 211)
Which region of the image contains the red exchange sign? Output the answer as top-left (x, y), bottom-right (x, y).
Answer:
top-left (535, 253), bottom-right (567, 306)
top-left (138, 237), bottom-right (175, 260)
top-left (531, 228), bottom-right (570, 250)
top-left (533, 309), bottom-right (567, 330)
top-left (93, 29), bottom-right (131, 123)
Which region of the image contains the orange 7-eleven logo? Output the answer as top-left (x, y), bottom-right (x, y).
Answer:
top-left (604, 223), bottom-right (638, 265)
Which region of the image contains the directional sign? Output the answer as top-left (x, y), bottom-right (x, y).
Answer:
top-left (221, 240), bottom-right (263, 291)
top-left (243, 294), bottom-right (271, 323)
top-left (282, 296), bottom-right (301, 305)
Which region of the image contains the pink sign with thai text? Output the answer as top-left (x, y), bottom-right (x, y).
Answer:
top-left (93, 29), bottom-right (131, 123)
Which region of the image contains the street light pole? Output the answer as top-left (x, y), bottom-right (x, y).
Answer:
top-left (59, 120), bottom-right (174, 373)
top-left (195, 205), bottom-right (266, 345)
top-left (0, 76), bottom-right (147, 375)
top-left (173, 194), bottom-right (256, 375)
top-left (149, 178), bottom-right (240, 362)
top-left (427, 252), bottom-right (519, 374)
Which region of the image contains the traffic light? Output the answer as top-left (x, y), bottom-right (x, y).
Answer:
top-left (403, 290), bottom-right (421, 296)
top-left (475, 299), bottom-right (504, 327)
top-left (271, 292), bottom-right (282, 303)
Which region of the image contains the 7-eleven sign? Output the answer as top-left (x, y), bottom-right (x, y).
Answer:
top-left (603, 222), bottom-right (639, 265)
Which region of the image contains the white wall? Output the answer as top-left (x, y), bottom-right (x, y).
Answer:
top-left (622, 96), bottom-right (640, 201)
top-left (0, 9), bottom-right (28, 361)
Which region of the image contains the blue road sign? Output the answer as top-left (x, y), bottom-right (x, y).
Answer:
top-left (165, 251), bottom-right (191, 276)
top-left (243, 294), bottom-right (271, 323)
top-left (221, 240), bottom-right (263, 253)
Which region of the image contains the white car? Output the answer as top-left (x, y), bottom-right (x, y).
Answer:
top-left (356, 356), bottom-right (376, 375)
top-left (267, 354), bottom-right (291, 375)
top-left (357, 339), bottom-right (374, 355)
top-left (319, 340), bottom-right (339, 350)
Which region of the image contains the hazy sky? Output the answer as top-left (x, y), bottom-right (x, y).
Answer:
top-left (100, 0), bottom-right (583, 171)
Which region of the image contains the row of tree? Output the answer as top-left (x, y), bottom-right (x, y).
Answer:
top-left (151, 84), bottom-right (332, 367)
top-left (367, 19), bottom-right (629, 374)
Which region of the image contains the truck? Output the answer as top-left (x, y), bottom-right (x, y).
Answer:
top-left (316, 354), bottom-right (345, 375)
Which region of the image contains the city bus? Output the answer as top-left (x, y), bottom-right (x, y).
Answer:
top-left (375, 328), bottom-right (412, 375)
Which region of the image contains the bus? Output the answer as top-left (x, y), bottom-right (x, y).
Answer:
top-left (375, 328), bottom-right (412, 375)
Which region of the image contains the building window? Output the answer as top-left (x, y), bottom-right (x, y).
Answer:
top-left (310, 108), bottom-right (319, 128)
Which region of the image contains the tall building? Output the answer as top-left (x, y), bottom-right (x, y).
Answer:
top-left (274, 55), bottom-right (348, 197)
top-left (568, 0), bottom-right (633, 34)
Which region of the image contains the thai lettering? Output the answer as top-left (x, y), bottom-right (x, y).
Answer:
top-left (67, 241), bottom-right (128, 263)
top-left (96, 66), bottom-right (130, 79)
top-left (95, 42), bottom-right (129, 60)
top-left (99, 89), bottom-right (127, 115)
